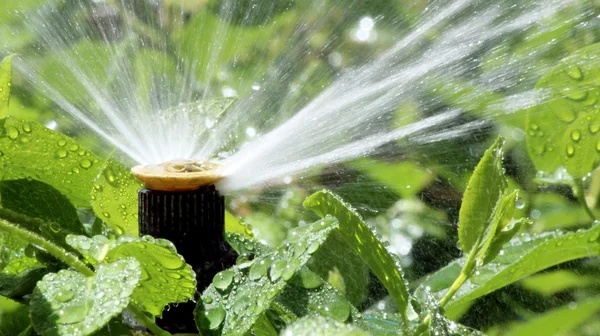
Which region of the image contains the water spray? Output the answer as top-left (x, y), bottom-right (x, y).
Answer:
top-left (131, 160), bottom-right (237, 332)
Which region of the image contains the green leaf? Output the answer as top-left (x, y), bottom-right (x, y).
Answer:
top-left (30, 258), bottom-right (141, 336)
top-left (419, 223), bottom-right (600, 319)
top-left (501, 298), bottom-right (600, 336)
top-left (458, 137), bottom-right (506, 254)
top-left (303, 190), bottom-right (409, 317)
top-left (0, 256), bottom-right (46, 298)
top-left (104, 236), bottom-right (196, 317)
top-left (526, 42), bottom-right (600, 178)
top-left (281, 316), bottom-right (372, 336)
top-left (0, 55), bottom-right (13, 122)
top-left (0, 296), bottom-right (32, 336)
top-left (91, 158), bottom-right (142, 236)
top-left (195, 218), bottom-right (338, 335)
top-left (0, 179), bottom-right (85, 246)
top-left (66, 234), bottom-right (196, 317)
top-left (0, 117), bottom-right (103, 207)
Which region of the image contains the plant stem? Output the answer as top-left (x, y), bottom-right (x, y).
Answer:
top-left (127, 304), bottom-right (172, 336)
top-left (0, 218), bottom-right (94, 277)
top-left (574, 179), bottom-right (596, 221)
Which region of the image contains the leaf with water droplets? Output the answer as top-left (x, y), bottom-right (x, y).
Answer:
top-left (104, 235), bottom-right (196, 317)
top-left (527, 43), bottom-right (600, 178)
top-left (0, 256), bottom-right (46, 298)
top-left (303, 190), bottom-right (409, 318)
top-left (0, 55), bottom-right (13, 123)
top-left (91, 158), bottom-right (142, 236)
top-left (0, 117), bottom-right (103, 207)
top-left (457, 137), bottom-right (507, 257)
top-left (418, 223), bottom-right (600, 319)
top-left (65, 235), bottom-right (115, 267)
top-left (0, 179), bottom-right (85, 248)
top-left (30, 258), bottom-right (141, 336)
top-left (281, 316), bottom-right (371, 336)
top-left (195, 218), bottom-right (338, 335)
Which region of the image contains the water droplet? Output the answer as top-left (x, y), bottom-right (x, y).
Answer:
top-left (596, 141), bottom-right (600, 152)
top-left (205, 306), bottom-right (226, 330)
top-left (7, 126), bottom-right (19, 140)
top-left (57, 139), bottom-right (67, 147)
top-left (571, 129), bottom-right (581, 142)
top-left (56, 286), bottom-right (75, 303)
top-left (80, 159), bottom-right (92, 169)
top-left (566, 144), bottom-right (575, 157)
top-left (515, 197), bottom-right (525, 209)
top-left (68, 144), bottom-right (79, 151)
top-left (202, 296), bottom-right (213, 304)
top-left (249, 259), bottom-right (270, 280)
top-left (553, 107), bottom-right (577, 123)
top-left (213, 270), bottom-right (234, 290)
top-left (55, 149), bottom-right (68, 159)
top-left (589, 123), bottom-right (600, 134)
top-left (269, 260), bottom-right (286, 281)
top-left (72, 167), bottom-right (80, 174)
top-left (565, 65), bottom-right (583, 80)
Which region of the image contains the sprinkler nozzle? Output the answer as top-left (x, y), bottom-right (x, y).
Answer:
top-left (131, 160), bottom-right (223, 192)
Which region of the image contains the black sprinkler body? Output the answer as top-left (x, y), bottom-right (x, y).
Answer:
top-left (133, 161), bottom-right (237, 332)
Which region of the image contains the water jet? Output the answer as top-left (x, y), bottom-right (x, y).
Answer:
top-left (132, 160), bottom-right (236, 332)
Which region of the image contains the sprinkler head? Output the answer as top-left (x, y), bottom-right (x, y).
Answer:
top-left (131, 160), bottom-right (223, 192)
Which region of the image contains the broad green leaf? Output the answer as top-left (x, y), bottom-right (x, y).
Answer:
top-left (91, 158), bottom-right (142, 236)
top-left (225, 232), bottom-right (272, 256)
top-left (526, 43), bottom-right (600, 178)
top-left (419, 223), bottom-right (600, 318)
top-left (67, 234), bottom-right (196, 317)
top-left (350, 159), bottom-right (433, 199)
top-left (0, 296), bottom-right (32, 336)
top-left (30, 258), bottom-right (141, 336)
top-left (458, 137), bottom-right (506, 254)
top-left (0, 179), bottom-right (85, 246)
top-left (195, 218), bottom-right (338, 335)
top-left (0, 55), bottom-right (13, 122)
top-left (104, 236), bottom-right (196, 317)
top-left (501, 298), bottom-right (600, 336)
top-left (306, 231), bottom-right (369, 306)
top-left (225, 212), bottom-right (254, 238)
top-left (281, 316), bottom-right (371, 336)
top-left (520, 270), bottom-right (600, 296)
top-left (0, 117), bottom-right (103, 207)
top-left (303, 191), bottom-right (409, 317)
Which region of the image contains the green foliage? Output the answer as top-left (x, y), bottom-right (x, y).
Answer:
top-left (304, 190), bottom-right (410, 318)
top-left (91, 158), bottom-right (143, 236)
top-left (30, 258), bottom-right (141, 336)
top-left (0, 118), bottom-right (103, 207)
top-left (527, 43), bottom-right (600, 178)
top-left (0, 55), bottom-right (13, 122)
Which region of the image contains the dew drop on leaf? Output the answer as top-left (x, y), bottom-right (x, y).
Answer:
top-left (565, 65), bottom-right (583, 80)
top-left (57, 139), bottom-right (66, 147)
top-left (7, 126), bottom-right (19, 140)
top-left (80, 159), bottom-right (92, 169)
top-left (213, 270), bottom-right (234, 290)
top-left (205, 306), bottom-right (226, 330)
top-left (566, 144), bottom-right (575, 157)
top-left (55, 148), bottom-right (68, 159)
top-left (571, 129), bottom-right (581, 142)
top-left (269, 260), bottom-right (286, 281)
top-left (22, 123), bottom-right (31, 133)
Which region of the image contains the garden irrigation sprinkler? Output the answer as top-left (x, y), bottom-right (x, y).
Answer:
top-left (131, 160), bottom-right (237, 332)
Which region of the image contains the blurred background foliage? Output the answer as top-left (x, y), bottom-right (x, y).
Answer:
top-left (2, 0), bottom-right (600, 335)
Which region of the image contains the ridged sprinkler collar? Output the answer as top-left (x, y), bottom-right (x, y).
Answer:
top-left (131, 160), bottom-right (223, 192)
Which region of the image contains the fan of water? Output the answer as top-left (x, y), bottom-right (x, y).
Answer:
top-left (0, 0), bottom-right (585, 193)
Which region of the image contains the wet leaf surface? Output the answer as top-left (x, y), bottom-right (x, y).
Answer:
top-left (303, 190), bottom-right (409, 316)
top-left (0, 118), bottom-right (103, 207)
top-left (527, 42), bottom-right (600, 178)
top-left (419, 223), bottom-right (600, 318)
top-left (0, 55), bottom-right (13, 122)
top-left (281, 316), bottom-right (371, 336)
top-left (91, 158), bottom-right (142, 236)
top-left (30, 258), bottom-right (141, 336)
top-left (195, 218), bottom-right (338, 335)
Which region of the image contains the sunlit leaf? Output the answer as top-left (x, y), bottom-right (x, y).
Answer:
top-left (0, 117), bottom-right (103, 207)
top-left (527, 42), bottom-right (600, 178)
top-left (66, 234), bottom-right (196, 318)
top-left (195, 218), bottom-right (338, 335)
top-left (520, 270), bottom-right (600, 296)
top-left (30, 258), bottom-right (141, 336)
top-left (91, 158), bottom-right (142, 236)
top-left (457, 137), bottom-right (506, 255)
top-left (419, 223), bottom-right (600, 319)
top-left (304, 190), bottom-right (409, 317)
top-left (0, 296), bottom-right (31, 336)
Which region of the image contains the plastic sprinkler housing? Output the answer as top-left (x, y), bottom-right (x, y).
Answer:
top-left (132, 160), bottom-right (237, 332)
